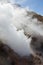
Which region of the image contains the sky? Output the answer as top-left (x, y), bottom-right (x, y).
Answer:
top-left (13, 0), bottom-right (43, 16)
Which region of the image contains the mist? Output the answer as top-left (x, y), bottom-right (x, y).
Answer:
top-left (0, 0), bottom-right (43, 56)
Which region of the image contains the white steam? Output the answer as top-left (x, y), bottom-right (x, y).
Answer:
top-left (0, 1), bottom-right (32, 56)
top-left (0, 0), bottom-right (43, 56)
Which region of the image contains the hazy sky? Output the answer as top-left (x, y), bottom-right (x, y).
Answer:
top-left (13, 0), bottom-right (43, 16)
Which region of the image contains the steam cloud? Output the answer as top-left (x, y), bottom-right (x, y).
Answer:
top-left (0, 0), bottom-right (43, 56)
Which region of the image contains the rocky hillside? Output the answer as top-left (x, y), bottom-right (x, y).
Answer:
top-left (0, 41), bottom-right (43, 65)
top-left (32, 13), bottom-right (43, 22)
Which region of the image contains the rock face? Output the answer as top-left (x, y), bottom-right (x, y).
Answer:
top-left (26, 11), bottom-right (43, 22)
top-left (0, 41), bottom-right (20, 65)
top-left (32, 13), bottom-right (43, 22)
top-left (0, 41), bottom-right (43, 65)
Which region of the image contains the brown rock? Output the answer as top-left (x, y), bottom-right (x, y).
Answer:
top-left (0, 41), bottom-right (20, 65)
top-left (32, 13), bottom-right (43, 22)
top-left (0, 41), bottom-right (43, 65)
